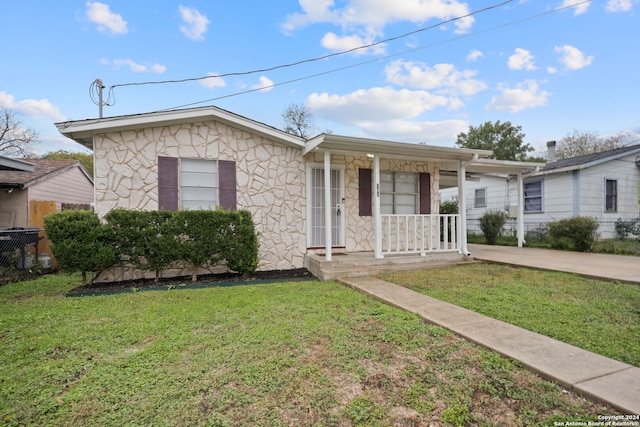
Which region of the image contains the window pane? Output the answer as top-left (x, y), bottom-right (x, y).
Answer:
top-left (605, 179), bottom-right (617, 211)
top-left (524, 181), bottom-right (542, 212)
top-left (180, 159), bottom-right (217, 209)
top-left (474, 188), bottom-right (486, 207)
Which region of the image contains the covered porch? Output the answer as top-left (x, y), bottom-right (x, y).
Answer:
top-left (301, 134), bottom-right (541, 280)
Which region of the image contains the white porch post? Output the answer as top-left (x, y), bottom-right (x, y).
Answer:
top-left (373, 155), bottom-right (383, 259)
top-left (457, 161), bottom-right (468, 255)
top-left (517, 172), bottom-right (525, 247)
top-left (324, 150), bottom-right (332, 261)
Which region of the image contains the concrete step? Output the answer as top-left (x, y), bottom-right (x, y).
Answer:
top-left (305, 251), bottom-right (478, 281)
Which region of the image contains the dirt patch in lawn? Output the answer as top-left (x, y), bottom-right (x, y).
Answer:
top-left (66, 268), bottom-right (315, 296)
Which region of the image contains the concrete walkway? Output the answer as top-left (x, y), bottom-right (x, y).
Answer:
top-left (468, 243), bottom-right (640, 284)
top-left (338, 247), bottom-right (640, 415)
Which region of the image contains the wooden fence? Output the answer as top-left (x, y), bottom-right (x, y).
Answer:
top-left (29, 201), bottom-right (92, 269)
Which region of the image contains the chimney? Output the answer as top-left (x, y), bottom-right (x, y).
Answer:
top-left (547, 140), bottom-right (557, 162)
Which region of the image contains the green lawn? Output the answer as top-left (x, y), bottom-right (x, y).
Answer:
top-left (382, 263), bottom-right (640, 367)
top-left (0, 273), bottom-right (617, 426)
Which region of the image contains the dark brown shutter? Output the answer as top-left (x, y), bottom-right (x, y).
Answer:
top-left (419, 173), bottom-right (431, 214)
top-left (219, 160), bottom-right (236, 210)
top-left (158, 156), bottom-right (178, 211)
top-left (359, 168), bottom-right (372, 216)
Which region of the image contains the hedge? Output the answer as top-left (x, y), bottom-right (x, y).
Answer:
top-left (45, 209), bottom-right (260, 284)
top-left (44, 210), bottom-right (118, 285)
top-left (548, 216), bottom-right (598, 252)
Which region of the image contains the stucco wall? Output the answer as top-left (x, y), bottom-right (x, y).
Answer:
top-left (94, 120), bottom-right (307, 272)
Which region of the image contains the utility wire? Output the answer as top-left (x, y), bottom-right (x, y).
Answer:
top-left (109, 0), bottom-right (515, 90)
top-left (161, 0), bottom-right (593, 112)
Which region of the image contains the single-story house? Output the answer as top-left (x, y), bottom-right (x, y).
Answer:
top-left (55, 106), bottom-right (540, 280)
top-left (0, 157), bottom-right (94, 229)
top-left (440, 141), bottom-right (640, 239)
top-left (0, 156), bottom-right (94, 269)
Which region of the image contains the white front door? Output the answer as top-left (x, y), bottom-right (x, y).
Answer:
top-left (308, 166), bottom-right (345, 247)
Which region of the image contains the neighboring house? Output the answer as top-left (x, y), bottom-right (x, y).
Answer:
top-left (440, 142), bottom-right (640, 239)
top-left (0, 157), bottom-right (94, 229)
top-left (56, 106), bottom-right (539, 280)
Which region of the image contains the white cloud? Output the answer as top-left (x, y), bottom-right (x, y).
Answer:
top-left (199, 73), bottom-right (226, 89)
top-left (283, 0), bottom-right (474, 35)
top-left (0, 91), bottom-right (66, 121)
top-left (562, 0), bottom-right (590, 15)
top-left (606, 0), bottom-right (634, 12)
top-left (86, 2), bottom-right (128, 35)
top-left (466, 50), bottom-right (483, 62)
top-left (103, 59), bottom-right (166, 74)
top-left (306, 85), bottom-right (470, 143)
top-left (307, 86), bottom-right (452, 125)
top-left (485, 80), bottom-right (550, 113)
top-left (179, 5), bottom-right (210, 41)
top-left (251, 76), bottom-right (274, 92)
top-left (547, 66), bottom-right (558, 74)
top-left (554, 45), bottom-right (594, 70)
top-left (508, 48), bottom-right (537, 71)
top-left (355, 118), bottom-right (468, 143)
top-left (321, 32), bottom-right (386, 55)
top-left (385, 60), bottom-right (487, 97)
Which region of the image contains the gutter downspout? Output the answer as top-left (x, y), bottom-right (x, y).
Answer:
top-left (458, 154), bottom-right (478, 256)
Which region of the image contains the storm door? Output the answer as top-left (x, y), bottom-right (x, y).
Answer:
top-left (308, 166), bottom-right (345, 247)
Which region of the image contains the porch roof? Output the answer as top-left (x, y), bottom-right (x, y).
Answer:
top-left (303, 134), bottom-right (544, 175)
top-left (303, 134), bottom-right (493, 163)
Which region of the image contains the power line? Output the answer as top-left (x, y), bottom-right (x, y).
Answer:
top-left (108, 0), bottom-right (515, 90)
top-left (160, 0), bottom-right (593, 111)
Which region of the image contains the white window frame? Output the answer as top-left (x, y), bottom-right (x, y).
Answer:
top-left (179, 158), bottom-right (219, 210)
top-left (379, 171), bottom-right (419, 215)
top-left (474, 188), bottom-right (487, 208)
top-left (604, 178), bottom-right (618, 213)
top-left (524, 180), bottom-right (543, 213)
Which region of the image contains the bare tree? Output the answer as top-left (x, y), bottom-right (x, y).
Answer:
top-left (556, 130), bottom-right (626, 159)
top-left (282, 103), bottom-right (313, 139)
top-left (0, 109), bottom-right (38, 156)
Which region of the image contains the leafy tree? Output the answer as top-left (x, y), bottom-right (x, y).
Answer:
top-left (282, 102), bottom-right (313, 139)
top-left (38, 149), bottom-right (94, 176)
top-left (455, 121), bottom-right (533, 161)
top-left (0, 109), bottom-right (38, 156)
top-left (555, 130), bottom-right (626, 160)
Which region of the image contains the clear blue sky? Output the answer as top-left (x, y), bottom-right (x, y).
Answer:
top-left (2, 0), bottom-right (638, 156)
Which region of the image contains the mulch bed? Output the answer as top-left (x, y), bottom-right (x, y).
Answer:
top-left (66, 268), bottom-right (316, 297)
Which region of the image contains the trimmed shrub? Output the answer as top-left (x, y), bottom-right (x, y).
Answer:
top-left (548, 216), bottom-right (598, 252)
top-left (479, 211), bottom-right (507, 245)
top-left (615, 217), bottom-right (640, 240)
top-left (44, 210), bottom-right (117, 285)
top-left (171, 210), bottom-right (227, 282)
top-left (104, 209), bottom-right (260, 282)
top-left (222, 210), bottom-right (260, 274)
top-left (105, 209), bottom-right (178, 282)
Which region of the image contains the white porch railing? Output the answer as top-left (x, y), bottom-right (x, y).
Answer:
top-left (381, 214), bottom-right (460, 256)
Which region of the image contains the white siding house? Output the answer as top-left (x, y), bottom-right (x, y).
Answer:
top-left (441, 143), bottom-right (640, 239)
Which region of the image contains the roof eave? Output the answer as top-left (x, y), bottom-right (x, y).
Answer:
top-left (56, 106), bottom-right (306, 150)
top-left (302, 134), bottom-right (493, 162)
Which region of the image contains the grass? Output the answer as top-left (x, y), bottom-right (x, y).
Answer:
top-left (0, 272), bottom-right (619, 426)
top-left (382, 263), bottom-right (640, 367)
top-left (467, 233), bottom-right (640, 255)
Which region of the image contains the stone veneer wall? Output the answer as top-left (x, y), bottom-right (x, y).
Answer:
top-left (306, 152), bottom-right (439, 253)
top-left (93, 119), bottom-right (307, 279)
